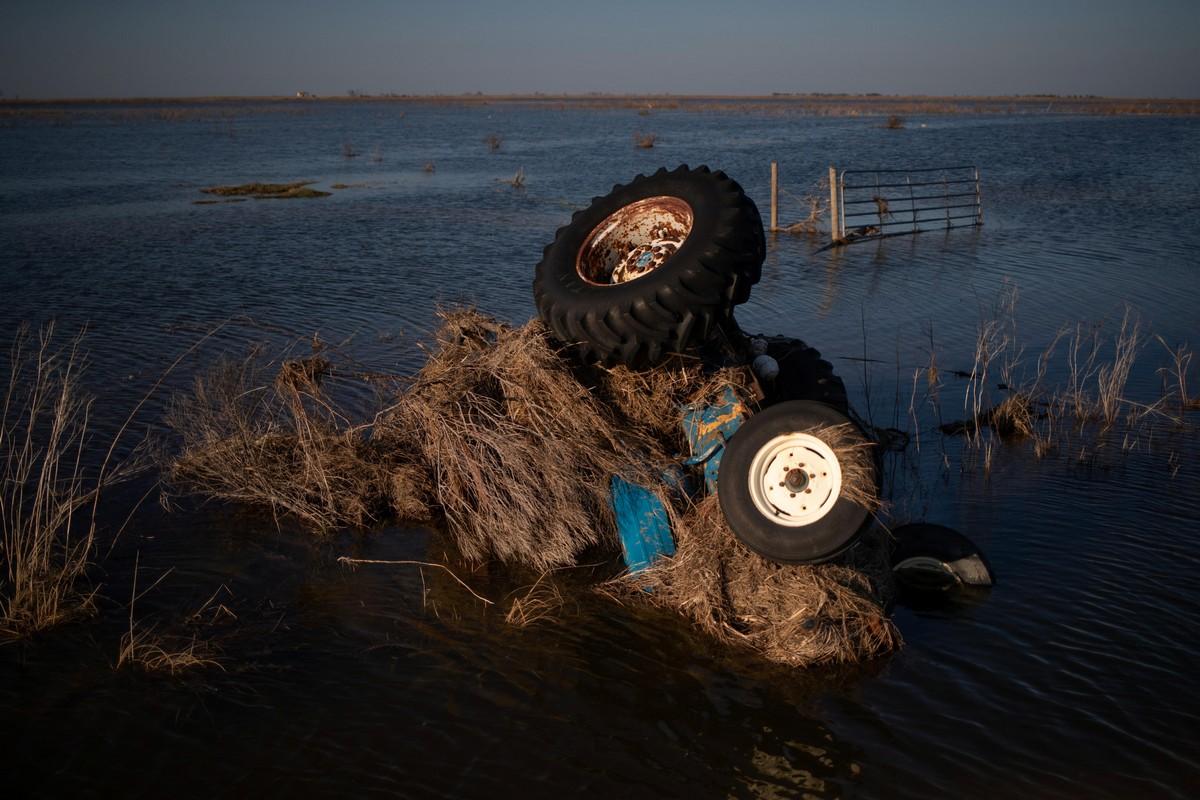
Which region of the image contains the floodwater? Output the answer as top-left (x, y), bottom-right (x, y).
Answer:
top-left (2, 100), bottom-right (1199, 798)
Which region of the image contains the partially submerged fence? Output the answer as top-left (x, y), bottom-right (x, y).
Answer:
top-left (832, 165), bottom-right (982, 242)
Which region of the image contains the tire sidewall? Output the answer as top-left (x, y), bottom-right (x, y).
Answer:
top-left (718, 400), bottom-right (874, 564)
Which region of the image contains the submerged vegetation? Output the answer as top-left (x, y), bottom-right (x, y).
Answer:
top-left (166, 352), bottom-right (428, 531)
top-left (911, 287), bottom-right (1197, 473)
top-left (3, 295), bottom-right (1195, 667)
top-left (162, 310), bottom-right (895, 667)
top-left (200, 181), bottom-right (331, 199)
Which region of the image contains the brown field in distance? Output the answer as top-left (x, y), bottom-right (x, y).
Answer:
top-left (2, 93), bottom-right (1198, 120)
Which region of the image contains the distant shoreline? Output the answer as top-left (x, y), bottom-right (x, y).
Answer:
top-left (3, 94), bottom-right (1198, 116)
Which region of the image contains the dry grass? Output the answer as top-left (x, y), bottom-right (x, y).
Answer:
top-left (200, 181), bottom-right (330, 199)
top-left (634, 132), bottom-right (658, 148)
top-left (501, 167), bottom-right (526, 188)
top-left (802, 423), bottom-right (881, 512)
top-left (780, 174), bottom-right (831, 238)
top-left (594, 357), bottom-right (753, 447)
top-left (165, 351), bottom-right (430, 531)
top-left (1, 325), bottom-right (108, 637)
top-left (116, 553), bottom-right (223, 675)
top-left (1157, 336), bottom-right (1198, 413)
top-left (606, 496), bottom-right (898, 667)
top-left (377, 310), bottom-right (664, 570)
top-left (165, 309), bottom-right (899, 668)
top-left (117, 625), bottom-right (222, 675)
top-left (930, 292), bottom-right (1193, 466)
top-left (1096, 309), bottom-right (1141, 429)
top-left (505, 571), bottom-right (566, 626)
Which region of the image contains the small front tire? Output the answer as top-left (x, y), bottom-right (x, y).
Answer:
top-left (717, 400), bottom-right (875, 564)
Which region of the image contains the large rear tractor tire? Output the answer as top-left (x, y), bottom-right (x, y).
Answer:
top-left (533, 165), bottom-right (764, 368)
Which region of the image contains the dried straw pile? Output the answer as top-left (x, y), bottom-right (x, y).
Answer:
top-left (166, 309), bottom-right (897, 667)
top-left (607, 450), bottom-right (894, 669)
top-left (377, 311), bottom-right (667, 571)
top-left (167, 354), bottom-right (430, 530)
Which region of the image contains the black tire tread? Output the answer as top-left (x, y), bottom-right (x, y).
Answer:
top-left (533, 165), bottom-right (764, 368)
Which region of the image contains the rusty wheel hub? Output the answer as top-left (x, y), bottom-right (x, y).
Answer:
top-left (576, 196), bottom-right (694, 285)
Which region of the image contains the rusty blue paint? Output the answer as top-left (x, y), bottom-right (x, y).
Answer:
top-left (681, 385), bottom-right (748, 494)
top-left (611, 476), bottom-right (674, 573)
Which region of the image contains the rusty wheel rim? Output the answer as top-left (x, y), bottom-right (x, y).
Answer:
top-left (575, 196), bottom-right (694, 285)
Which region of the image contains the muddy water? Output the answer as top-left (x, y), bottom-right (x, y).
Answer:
top-left (2, 101), bottom-right (1199, 798)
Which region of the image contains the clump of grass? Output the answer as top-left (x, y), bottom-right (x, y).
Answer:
top-left (1096, 309), bottom-right (1141, 429)
top-left (605, 496), bottom-right (898, 667)
top-left (782, 174), bottom-right (831, 238)
top-left (165, 351), bottom-right (430, 531)
top-left (502, 167), bottom-right (526, 188)
top-left (0, 323), bottom-right (146, 638)
top-left (118, 626), bottom-right (222, 674)
top-left (167, 310), bottom-right (899, 668)
top-left (1, 325), bottom-right (102, 636)
top-left (377, 310), bottom-right (663, 570)
top-left (201, 182), bottom-right (330, 199)
top-left (634, 132), bottom-right (658, 148)
top-left (1157, 336), bottom-right (1198, 413)
top-left (932, 292), bottom-right (1191, 467)
top-left (483, 133), bottom-right (502, 152)
top-left (595, 357), bottom-right (728, 444)
top-left (116, 554), bottom-right (223, 675)
top-left (505, 572), bottom-right (565, 627)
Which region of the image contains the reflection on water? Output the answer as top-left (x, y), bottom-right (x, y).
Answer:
top-left (1, 103), bottom-right (1199, 797)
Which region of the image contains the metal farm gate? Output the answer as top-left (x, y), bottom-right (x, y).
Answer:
top-left (832, 165), bottom-right (982, 242)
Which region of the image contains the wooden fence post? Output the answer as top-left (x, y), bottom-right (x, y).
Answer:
top-left (770, 162), bottom-right (778, 232)
top-left (828, 166), bottom-right (839, 243)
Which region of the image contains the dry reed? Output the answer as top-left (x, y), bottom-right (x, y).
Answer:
top-left (116, 553), bottom-right (223, 675)
top-left (933, 292), bottom-right (1193, 468)
top-left (505, 571), bottom-right (566, 626)
top-left (1157, 336), bottom-right (1198, 413)
top-left (1, 325), bottom-right (106, 637)
top-left (117, 627), bottom-right (222, 674)
top-left (165, 352), bottom-right (430, 531)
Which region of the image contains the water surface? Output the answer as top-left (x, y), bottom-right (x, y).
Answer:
top-left (2, 101), bottom-right (1199, 798)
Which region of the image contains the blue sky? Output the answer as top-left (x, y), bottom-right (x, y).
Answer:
top-left (2, 0), bottom-right (1197, 98)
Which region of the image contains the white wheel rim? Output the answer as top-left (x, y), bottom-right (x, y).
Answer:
top-left (746, 432), bottom-right (843, 527)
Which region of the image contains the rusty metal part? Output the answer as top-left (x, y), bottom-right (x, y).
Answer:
top-left (575, 196), bottom-right (694, 285)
